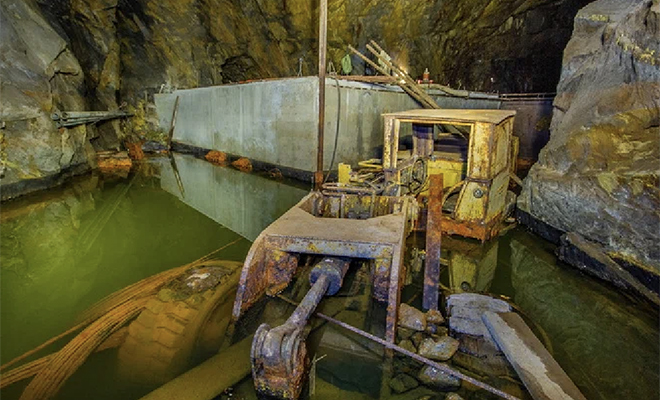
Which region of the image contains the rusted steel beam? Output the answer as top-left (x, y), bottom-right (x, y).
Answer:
top-left (424, 174), bottom-right (443, 311)
top-left (251, 257), bottom-right (350, 400)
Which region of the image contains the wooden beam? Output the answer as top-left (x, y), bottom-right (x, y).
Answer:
top-left (348, 45), bottom-right (434, 108)
top-left (482, 312), bottom-right (587, 400)
top-left (367, 41), bottom-right (439, 108)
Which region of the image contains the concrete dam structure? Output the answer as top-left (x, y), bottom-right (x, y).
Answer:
top-left (155, 77), bottom-right (551, 178)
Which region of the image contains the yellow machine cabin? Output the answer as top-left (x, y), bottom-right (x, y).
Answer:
top-left (337, 109), bottom-right (518, 241)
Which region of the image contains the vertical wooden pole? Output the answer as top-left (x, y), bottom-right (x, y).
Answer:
top-left (315, 0), bottom-right (328, 189)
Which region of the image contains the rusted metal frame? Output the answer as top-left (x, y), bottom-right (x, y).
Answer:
top-left (264, 237), bottom-right (394, 260)
top-left (265, 250), bottom-right (300, 296)
top-left (233, 239), bottom-right (269, 319)
top-left (251, 275), bottom-right (325, 399)
top-left (383, 117), bottom-right (401, 185)
top-left (371, 258), bottom-right (393, 302)
top-left (385, 229), bottom-right (407, 344)
top-left (382, 116), bottom-right (395, 170)
top-left (440, 215), bottom-right (505, 242)
top-left (423, 174), bottom-right (443, 311)
top-left (251, 257), bottom-right (350, 399)
top-left (275, 295), bottom-right (522, 400)
top-left (315, 0), bottom-right (328, 189)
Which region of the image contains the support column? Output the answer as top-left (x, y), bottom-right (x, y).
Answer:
top-left (315, 0), bottom-right (328, 189)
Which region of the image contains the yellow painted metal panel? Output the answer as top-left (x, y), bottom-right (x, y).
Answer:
top-left (427, 159), bottom-right (464, 189)
top-left (485, 170), bottom-right (510, 222)
top-left (467, 122), bottom-right (492, 180)
top-left (382, 116), bottom-right (395, 170)
top-left (338, 163), bottom-right (351, 184)
top-left (490, 118), bottom-right (512, 176)
top-left (510, 135), bottom-right (520, 174)
top-left (454, 180), bottom-right (488, 221)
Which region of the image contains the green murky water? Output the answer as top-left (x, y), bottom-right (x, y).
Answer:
top-left (1, 154), bottom-right (657, 400)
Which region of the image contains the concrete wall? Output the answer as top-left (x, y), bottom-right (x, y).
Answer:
top-left (160, 154), bottom-right (308, 241)
top-left (155, 77), bottom-right (551, 175)
top-left (500, 98), bottom-right (553, 160)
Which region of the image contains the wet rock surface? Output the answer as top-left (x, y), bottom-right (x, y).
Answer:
top-left (417, 365), bottom-right (461, 391)
top-left (519, 0), bottom-right (660, 279)
top-left (398, 339), bottom-right (417, 354)
top-left (389, 373), bottom-right (419, 394)
top-left (398, 303), bottom-right (427, 331)
top-left (0, 0), bottom-right (95, 200)
top-left (418, 336), bottom-right (460, 361)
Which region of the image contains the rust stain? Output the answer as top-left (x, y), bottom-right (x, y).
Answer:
top-left (424, 174), bottom-right (443, 311)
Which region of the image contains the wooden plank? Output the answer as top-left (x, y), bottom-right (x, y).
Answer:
top-left (140, 335), bottom-right (252, 400)
top-left (340, 75), bottom-right (396, 84)
top-left (347, 45), bottom-right (434, 108)
top-left (482, 312), bottom-right (587, 400)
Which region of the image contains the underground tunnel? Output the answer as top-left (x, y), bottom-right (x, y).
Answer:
top-left (0, 0), bottom-right (658, 400)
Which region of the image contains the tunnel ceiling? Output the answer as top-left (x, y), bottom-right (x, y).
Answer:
top-left (36, 0), bottom-right (592, 107)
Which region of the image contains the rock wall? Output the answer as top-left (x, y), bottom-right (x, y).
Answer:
top-left (0, 0), bottom-right (96, 200)
top-left (36, 0), bottom-right (592, 104)
top-left (519, 0), bottom-right (660, 276)
top-left (1, 0), bottom-right (589, 199)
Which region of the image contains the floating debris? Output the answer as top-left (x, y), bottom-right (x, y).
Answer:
top-left (205, 150), bottom-right (227, 165)
top-left (96, 151), bottom-right (132, 177)
top-left (125, 141), bottom-right (145, 160)
top-left (231, 157), bottom-right (252, 172)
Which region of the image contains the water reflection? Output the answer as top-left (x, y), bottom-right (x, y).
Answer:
top-left (2, 157), bottom-right (657, 400)
top-left (444, 236), bottom-right (499, 294)
top-left (160, 154), bottom-right (309, 241)
top-left (440, 230), bottom-right (658, 400)
top-left (502, 230), bottom-right (659, 400)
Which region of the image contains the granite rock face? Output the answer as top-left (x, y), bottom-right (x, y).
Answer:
top-left (0, 0), bottom-right (95, 200)
top-left (519, 0), bottom-right (660, 276)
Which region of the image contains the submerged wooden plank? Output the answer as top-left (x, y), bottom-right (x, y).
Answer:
top-left (482, 312), bottom-right (587, 400)
top-left (140, 335), bottom-right (252, 400)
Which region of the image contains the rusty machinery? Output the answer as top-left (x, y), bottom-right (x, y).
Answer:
top-left (336, 109), bottom-right (518, 242)
top-left (231, 191), bottom-right (418, 398)
top-left (230, 109), bottom-right (519, 399)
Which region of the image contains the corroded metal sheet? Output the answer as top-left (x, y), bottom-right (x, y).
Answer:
top-left (233, 192), bottom-right (417, 344)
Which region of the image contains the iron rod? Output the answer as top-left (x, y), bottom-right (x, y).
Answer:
top-left (276, 295), bottom-right (521, 400)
